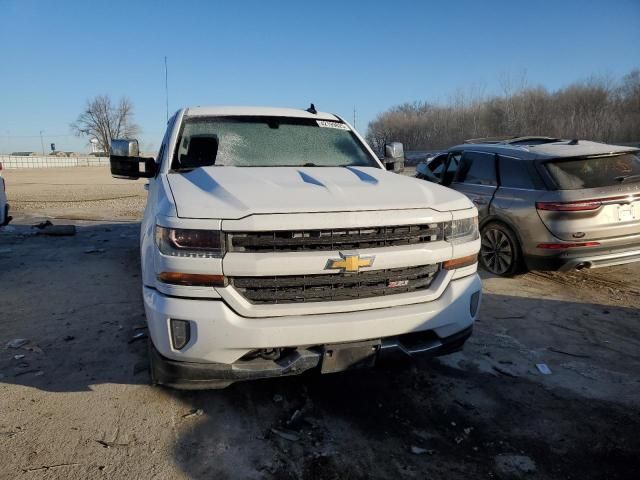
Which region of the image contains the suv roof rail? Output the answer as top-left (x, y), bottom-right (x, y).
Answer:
top-left (464, 135), bottom-right (520, 144)
top-left (464, 136), bottom-right (562, 146)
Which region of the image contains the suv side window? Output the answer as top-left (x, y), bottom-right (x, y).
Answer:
top-left (427, 153), bottom-right (448, 177)
top-left (439, 152), bottom-right (461, 185)
top-left (456, 151), bottom-right (497, 186)
top-left (498, 156), bottom-right (535, 189)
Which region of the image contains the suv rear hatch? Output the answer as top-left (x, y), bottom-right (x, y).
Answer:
top-left (535, 152), bottom-right (640, 241)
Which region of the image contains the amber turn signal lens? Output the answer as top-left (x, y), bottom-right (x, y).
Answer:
top-left (443, 254), bottom-right (478, 270)
top-left (158, 272), bottom-right (226, 287)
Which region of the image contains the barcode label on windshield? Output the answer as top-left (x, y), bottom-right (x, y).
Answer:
top-left (317, 120), bottom-right (350, 130)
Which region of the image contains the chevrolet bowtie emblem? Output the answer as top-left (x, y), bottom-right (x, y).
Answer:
top-left (325, 253), bottom-right (375, 273)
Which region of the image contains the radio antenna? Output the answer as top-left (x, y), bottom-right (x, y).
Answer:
top-left (164, 56), bottom-right (169, 122)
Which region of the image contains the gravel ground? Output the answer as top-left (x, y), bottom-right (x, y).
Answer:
top-left (0, 167), bottom-right (639, 479)
top-left (3, 167), bottom-right (147, 222)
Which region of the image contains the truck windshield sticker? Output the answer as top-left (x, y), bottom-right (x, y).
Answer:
top-left (316, 120), bottom-right (350, 130)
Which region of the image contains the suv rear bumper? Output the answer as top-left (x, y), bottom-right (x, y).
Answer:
top-left (143, 273), bottom-right (481, 388)
top-left (525, 244), bottom-right (640, 271)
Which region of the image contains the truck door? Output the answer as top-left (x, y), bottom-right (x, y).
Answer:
top-left (450, 151), bottom-right (498, 220)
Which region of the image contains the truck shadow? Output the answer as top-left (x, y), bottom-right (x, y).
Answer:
top-left (1, 222), bottom-right (639, 479)
top-left (170, 286), bottom-right (640, 480)
top-left (171, 355), bottom-right (640, 480)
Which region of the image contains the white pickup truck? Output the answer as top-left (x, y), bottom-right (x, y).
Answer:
top-left (110, 106), bottom-right (481, 389)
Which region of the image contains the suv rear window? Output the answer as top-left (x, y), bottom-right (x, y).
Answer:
top-left (545, 153), bottom-right (640, 190)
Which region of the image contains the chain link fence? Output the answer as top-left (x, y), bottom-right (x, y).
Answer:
top-left (0, 155), bottom-right (110, 169)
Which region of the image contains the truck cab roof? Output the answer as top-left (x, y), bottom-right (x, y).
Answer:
top-left (183, 106), bottom-right (340, 122)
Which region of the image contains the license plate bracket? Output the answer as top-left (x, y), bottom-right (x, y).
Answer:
top-left (320, 340), bottom-right (381, 374)
top-left (618, 204), bottom-right (635, 222)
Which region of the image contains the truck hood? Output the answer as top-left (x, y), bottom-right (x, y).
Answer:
top-left (166, 166), bottom-right (472, 219)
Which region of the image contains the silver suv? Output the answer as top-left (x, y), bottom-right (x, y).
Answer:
top-left (416, 137), bottom-right (640, 276)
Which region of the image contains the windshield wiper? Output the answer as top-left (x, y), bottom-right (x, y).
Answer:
top-left (615, 174), bottom-right (640, 184)
top-left (214, 163), bottom-right (351, 167)
top-left (262, 163), bottom-right (345, 167)
top-left (301, 163), bottom-right (348, 167)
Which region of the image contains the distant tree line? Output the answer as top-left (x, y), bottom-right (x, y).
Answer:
top-left (366, 70), bottom-right (640, 152)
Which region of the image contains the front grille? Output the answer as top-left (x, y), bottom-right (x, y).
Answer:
top-left (227, 224), bottom-right (443, 252)
top-left (230, 264), bottom-right (439, 304)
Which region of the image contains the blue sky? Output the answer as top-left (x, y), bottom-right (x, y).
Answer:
top-left (1, 0), bottom-right (638, 153)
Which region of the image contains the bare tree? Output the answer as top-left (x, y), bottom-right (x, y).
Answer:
top-left (71, 95), bottom-right (140, 154)
top-left (367, 69), bottom-right (640, 151)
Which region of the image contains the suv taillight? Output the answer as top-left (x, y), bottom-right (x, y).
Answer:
top-left (535, 200), bottom-right (601, 212)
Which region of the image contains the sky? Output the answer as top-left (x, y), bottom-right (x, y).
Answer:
top-left (1, 0), bottom-right (638, 154)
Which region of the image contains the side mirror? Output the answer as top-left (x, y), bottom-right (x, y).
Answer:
top-left (383, 142), bottom-right (405, 173)
top-left (110, 139), bottom-right (157, 179)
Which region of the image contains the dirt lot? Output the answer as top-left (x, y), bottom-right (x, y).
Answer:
top-left (3, 167), bottom-right (147, 222)
top-left (1, 167), bottom-right (639, 479)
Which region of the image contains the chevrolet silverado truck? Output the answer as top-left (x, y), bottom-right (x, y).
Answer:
top-left (110, 106), bottom-right (482, 389)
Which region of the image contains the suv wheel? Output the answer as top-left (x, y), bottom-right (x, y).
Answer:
top-left (479, 222), bottom-right (521, 276)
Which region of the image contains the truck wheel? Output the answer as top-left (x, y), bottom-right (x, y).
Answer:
top-left (479, 222), bottom-right (522, 277)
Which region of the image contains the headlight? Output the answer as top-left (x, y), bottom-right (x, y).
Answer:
top-left (445, 216), bottom-right (479, 245)
top-left (155, 226), bottom-right (225, 258)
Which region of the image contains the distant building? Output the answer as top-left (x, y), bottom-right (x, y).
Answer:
top-left (48, 151), bottom-right (79, 157)
top-left (89, 138), bottom-right (106, 155)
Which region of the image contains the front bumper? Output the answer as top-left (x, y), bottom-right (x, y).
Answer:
top-left (150, 326), bottom-right (473, 390)
top-left (143, 273), bottom-right (481, 388)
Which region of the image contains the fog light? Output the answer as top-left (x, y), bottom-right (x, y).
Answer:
top-left (170, 319), bottom-right (191, 350)
top-left (470, 291), bottom-right (481, 317)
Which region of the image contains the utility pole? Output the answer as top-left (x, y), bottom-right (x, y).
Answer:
top-left (164, 56), bottom-right (169, 122)
top-left (39, 130), bottom-right (44, 156)
top-left (353, 106), bottom-right (357, 130)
